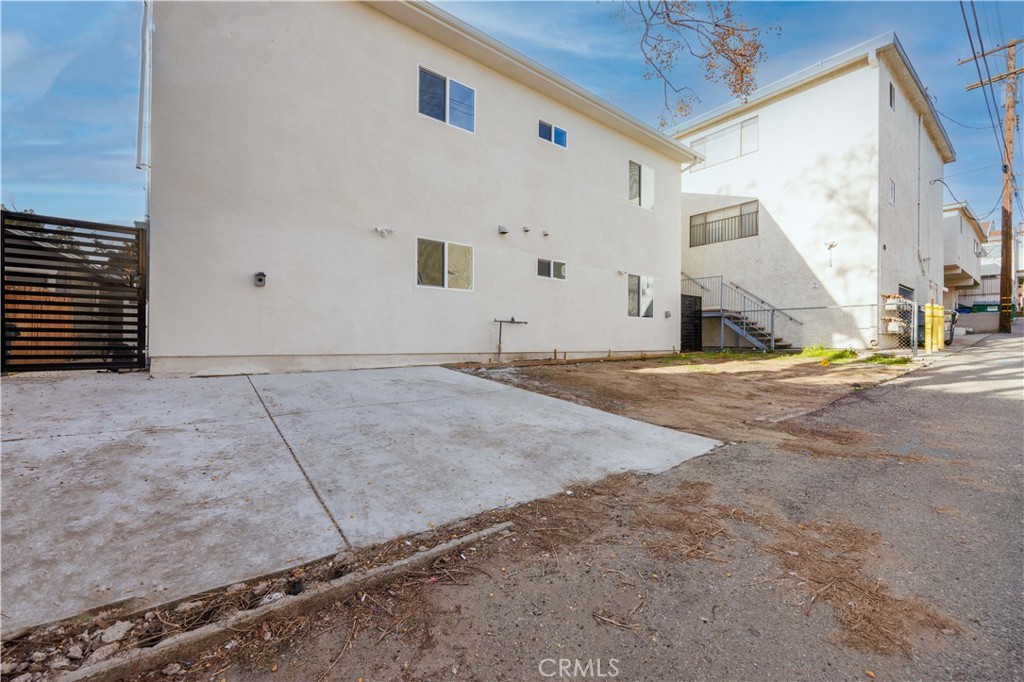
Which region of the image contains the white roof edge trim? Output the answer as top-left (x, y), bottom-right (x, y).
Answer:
top-left (365, 1), bottom-right (701, 165)
top-left (668, 33), bottom-right (955, 163)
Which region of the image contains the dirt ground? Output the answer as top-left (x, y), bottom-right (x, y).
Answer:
top-left (59, 345), bottom-right (1023, 682)
top-left (467, 353), bottom-right (914, 446)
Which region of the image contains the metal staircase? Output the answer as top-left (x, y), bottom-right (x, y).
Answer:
top-left (680, 274), bottom-right (799, 351)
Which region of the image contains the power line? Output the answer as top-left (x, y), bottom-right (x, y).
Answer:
top-left (959, 1), bottom-right (1006, 158)
top-left (945, 163), bottom-right (1001, 179)
top-left (935, 108), bottom-right (991, 130)
top-left (969, 1), bottom-right (1009, 152)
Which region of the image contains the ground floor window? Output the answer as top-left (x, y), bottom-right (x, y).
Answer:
top-left (537, 259), bottom-right (566, 280)
top-left (417, 238), bottom-right (473, 290)
top-left (627, 274), bottom-right (654, 317)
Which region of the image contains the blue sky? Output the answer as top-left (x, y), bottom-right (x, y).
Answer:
top-left (1, 1), bottom-right (1021, 228)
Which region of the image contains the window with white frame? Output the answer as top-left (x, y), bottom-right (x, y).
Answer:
top-left (689, 201), bottom-right (759, 247)
top-left (628, 161), bottom-right (655, 210)
top-left (889, 179), bottom-right (896, 206)
top-left (689, 115), bottom-right (759, 171)
top-left (537, 259), bottom-right (566, 279)
top-left (417, 238), bottom-right (474, 290)
top-left (538, 121), bottom-right (567, 148)
top-left (627, 274), bottom-right (654, 318)
top-left (418, 67), bottom-right (475, 132)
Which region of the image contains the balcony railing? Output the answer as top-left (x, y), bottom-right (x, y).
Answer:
top-left (689, 212), bottom-right (758, 247)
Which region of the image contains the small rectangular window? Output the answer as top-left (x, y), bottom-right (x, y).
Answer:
top-left (627, 274), bottom-right (653, 317)
top-left (537, 259), bottom-right (565, 280)
top-left (419, 68), bottom-right (474, 132)
top-left (889, 82), bottom-right (895, 110)
top-left (417, 238), bottom-right (473, 290)
top-left (538, 120), bottom-right (567, 148)
top-left (889, 179), bottom-right (896, 206)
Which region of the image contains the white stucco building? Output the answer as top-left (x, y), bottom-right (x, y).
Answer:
top-left (672, 34), bottom-right (955, 350)
top-left (144, 1), bottom-right (699, 377)
top-left (941, 202), bottom-right (987, 310)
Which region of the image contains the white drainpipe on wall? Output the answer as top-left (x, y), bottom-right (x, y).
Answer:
top-left (136, 0), bottom-right (153, 220)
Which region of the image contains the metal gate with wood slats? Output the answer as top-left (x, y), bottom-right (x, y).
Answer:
top-left (2, 210), bottom-right (146, 372)
top-left (680, 294), bottom-right (702, 352)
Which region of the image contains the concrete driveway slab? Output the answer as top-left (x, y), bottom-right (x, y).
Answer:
top-left (1, 372), bottom-right (265, 441)
top-left (259, 367), bottom-right (720, 546)
top-left (0, 383), bottom-right (341, 639)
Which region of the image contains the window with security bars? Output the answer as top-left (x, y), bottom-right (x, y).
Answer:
top-left (689, 201), bottom-right (759, 247)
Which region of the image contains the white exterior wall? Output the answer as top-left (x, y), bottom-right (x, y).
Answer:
top-left (148, 2), bottom-right (684, 376)
top-left (941, 206), bottom-right (984, 309)
top-left (876, 58), bottom-right (945, 311)
top-left (679, 64), bottom-right (881, 348)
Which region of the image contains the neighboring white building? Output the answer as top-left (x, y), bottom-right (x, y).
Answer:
top-left (672, 34), bottom-right (955, 350)
top-left (145, 1), bottom-right (699, 377)
top-left (958, 220), bottom-right (1023, 314)
top-left (941, 202), bottom-right (987, 310)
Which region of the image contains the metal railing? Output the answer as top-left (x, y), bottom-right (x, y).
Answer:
top-left (681, 275), bottom-right (779, 350)
top-left (689, 212), bottom-right (758, 247)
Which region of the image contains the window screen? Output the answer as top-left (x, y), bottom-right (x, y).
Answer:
top-left (628, 161), bottom-right (641, 205)
top-left (628, 275), bottom-right (640, 317)
top-left (417, 238), bottom-right (445, 287)
top-left (418, 68), bottom-right (446, 122)
top-left (447, 243), bottom-right (473, 290)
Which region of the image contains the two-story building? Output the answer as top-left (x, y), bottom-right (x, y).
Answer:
top-left (942, 202), bottom-right (987, 311)
top-left (672, 33), bottom-right (955, 350)
top-left (144, 1), bottom-right (699, 377)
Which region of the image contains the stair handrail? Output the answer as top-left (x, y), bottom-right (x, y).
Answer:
top-left (680, 271), bottom-right (711, 292)
top-left (727, 281), bottom-right (803, 325)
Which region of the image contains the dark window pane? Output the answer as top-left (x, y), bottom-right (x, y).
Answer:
top-left (553, 127), bottom-right (567, 147)
top-left (417, 238), bottom-right (445, 287)
top-left (419, 68), bottom-right (446, 122)
top-left (539, 121), bottom-right (552, 141)
top-left (628, 161), bottom-right (641, 205)
top-left (553, 261), bottom-right (566, 279)
top-left (537, 259), bottom-right (552, 277)
top-left (628, 274), bottom-right (640, 317)
top-left (449, 80), bottom-right (475, 131)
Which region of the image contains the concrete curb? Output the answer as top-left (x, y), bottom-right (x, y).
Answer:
top-left (54, 521), bottom-right (513, 682)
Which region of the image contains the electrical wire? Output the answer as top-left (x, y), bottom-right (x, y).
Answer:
top-left (968, 1), bottom-right (1008, 152)
top-left (958, 1), bottom-right (1006, 159)
top-left (935, 108), bottom-right (991, 130)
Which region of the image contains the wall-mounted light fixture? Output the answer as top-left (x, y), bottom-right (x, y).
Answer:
top-left (542, 230), bottom-right (550, 237)
top-left (254, 272), bottom-right (267, 287)
top-left (825, 241), bottom-right (838, 267)
top-left (373, 226), bottom-right (394, 238)
top-left (498, 225), bottom-right (509, 235)
top-left (664, 310), bottom-right (672, 318)
top-left (617, 269), bottom-right (628, 276)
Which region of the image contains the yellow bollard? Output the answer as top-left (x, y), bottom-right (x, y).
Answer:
top-left (923, 304), bottom-right (933, 353)
top-left (936, 305), bottom-right (946, 350)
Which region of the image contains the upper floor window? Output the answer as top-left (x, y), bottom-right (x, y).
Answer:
top-left (689, 116), bottom-right (758, 171)
top-left (418, 67), bottom-right (475, 132)
top-left (889, 82), bottom-right (896, 111)
top-left (628, 161), bottom-right (655, 211)
top-left (539, 121), bottom-right (567, 148)
top-left (889, 179), bottom-right (896, 206)
top-left (417, 238), bottom-right (474, 290)
top-left (689, 201), bottom-right (759, 247)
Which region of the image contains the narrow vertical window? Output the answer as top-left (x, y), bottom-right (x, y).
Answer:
top-left (627, 274), bottom-right (654, 317)
top-left (889, 179), bottom-right (896, 206)
top-left (447, 242), bottom-right (474, 289)
top-left (628, 161), bottom-right (641, 206)
top-left (418, 68), bottom-right (446, 122)
top-left (537, 258), bottom-right (552, 277)
top-left (627, 274), bottom-right (640, 316)
top-left (889, 82), bottom-right (895, 110)
top-left (417, 238), bottom-right (445, 287)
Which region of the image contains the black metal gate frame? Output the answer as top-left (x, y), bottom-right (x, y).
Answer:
top-left (2, 210), bottom-right (147, 372)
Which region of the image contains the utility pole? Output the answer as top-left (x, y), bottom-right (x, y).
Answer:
top-left (960, 39), bottom-right (1020, 333)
